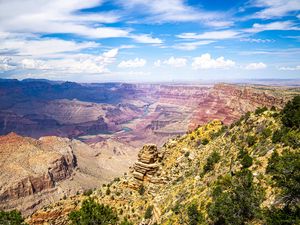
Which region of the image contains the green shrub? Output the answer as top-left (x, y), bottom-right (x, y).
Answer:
top-left (281, 129), bottom-right (300, 148)
top-left (272, 129), bottom-right (284, 143)
top-left (0, 210), bottom-right (28, 225)
top-left (83, 189), bottom-right (93, 196)
top-left (208, 169), bottom-right (264, 225)
top-left (282, 96), bottom-right (300, 129)
top-left (238, 149), bottom-right (253, 169)
top-left (202, 138), bottom-right (209, 145)
top-left (184, 151), bottom-right (190, 157)
top-left (69, 198), bottom-right (118, 225)
top-left (203, 151), bottom-right (221, 174)
top-left (138, 185), bottom-right (145, 195)
top-left (267, 150), bottom-right (300, 205)
top-left (187, 203), bottom-right (204, 225)
top-left (266, 149), bottom-right (300, 224)
top-left (255, 106), bottom-right (268, 115)
top-left (262, 128), bottom-right (272, 138)
top-left (241, 154), bottom-right (253, 169)
top-left (172, 203), bottom-right (180, 215)
top-left (246, 135), bottom-right (256, 147)
top-left (272, 128), bottom-right (300, 148)
top-left (144, 205), bottom-right (153, 219)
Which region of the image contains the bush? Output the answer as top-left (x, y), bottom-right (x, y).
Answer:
top-left (83, 189), bottom-right (93, 196)
top-left (238, 149), bottom-right (253, 169)
top-left (266, 149), bottom-right (300, 224)
top-left (202, 138), bottom-right (209, 145)
top-left (272, 128), bottom-right (300, 148)
top-left (69, 198), bottom-right (118, 225)
top-left (0, 210), bottom-right (28, 225)
top-left (255, 107), bottom-right (268, 115)
top-left (144, 205), bottom-right (153, 219)
top-left (184, 151), bottom-right (190, 157)
top-left (281, 96), bottom-right (300, 129)
top-left (138, 185), bottom-right (145, 195)
top-left (241, 154), bottom-right (253, 169)
top-left (281, 129), bottom-right (300, 148)
top-left (172, 203), bottom-right (180, 215)
top-left (187, 203), bottom-right (204, 225)
top-left (267, 150), bottom-right (300, 205)
top-left (262, 128), bottom-right (272, 138)
top-left (203, 151), bottom-right (221, 174)
top-left (246, 135), bottom-right (256, 147)
top-left (208, 169), bottom-right (264, 225)
top-left (272, 129), bottom-right (284, 143)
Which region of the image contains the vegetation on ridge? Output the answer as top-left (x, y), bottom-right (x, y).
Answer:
top-left (23, 95), bottom-right (300, 225)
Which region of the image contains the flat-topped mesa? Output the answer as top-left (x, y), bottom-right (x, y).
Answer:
top-left (131, 144), bottom-right (160, 184)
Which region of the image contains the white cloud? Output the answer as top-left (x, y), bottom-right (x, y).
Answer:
top-left (163, 57), bottom-right (187, 67)
top-left (278, 65), bottom-right (300, 71)
top-left (118, 58), bottom-right (146, 68)
top-left (0, 56), bottom-right (16, 71)
top-left (103, 48), bottom-right (119, 58)
top-left (192, 53), bottom-right (235, 69)
top-left (245, 21), bottom-right (299, 33)
top-left (117, 0), bottom-right (229, 26)
top-left (0, 37), bottom-right (99, 56)
top-left (240, 38), bottom-right (274, 43)
top-left (0, 0), bottom-right (131, 39)
top-left (245, 62), bottom-right (267, 70)
top-left (173, 40), bottom-right (215, 51)
top-left (21, 59), bottom-right (51, 70)
top-left (154, 60), bottom-right (161, 67)
top-left (131, 34), bottom-right (163, 44)
top-left (177, 30), bottom-right (239, 40)
top-left (0, 0), bottom-right (165, 43)
top-left (252, 0), bottom-right (300, 19)
top-left (6, 48), bottom-right (119, 74)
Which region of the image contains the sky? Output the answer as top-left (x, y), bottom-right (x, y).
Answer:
top-left (0, 0), bottom-right (300, 83)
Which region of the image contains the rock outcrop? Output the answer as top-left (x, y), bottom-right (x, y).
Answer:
top-left (131, 145), bottom-right (160, 186)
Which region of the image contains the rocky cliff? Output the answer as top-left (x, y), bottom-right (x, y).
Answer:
top-left (0, 133), bottom-right (77, 213)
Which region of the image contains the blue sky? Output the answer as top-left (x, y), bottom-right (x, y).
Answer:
top-left (0, 0), bottom-right (300, 82)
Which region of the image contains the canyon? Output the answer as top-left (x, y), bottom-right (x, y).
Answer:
top-left (0, 78), bottom-right (299, 215)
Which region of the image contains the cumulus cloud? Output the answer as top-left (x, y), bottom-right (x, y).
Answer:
top-left (163, 57), bottom-right (187, 67)
top-left (245, 62), bottom-right (267, 70)
top-left (192, 53), bottom-right (235, 69)
top-left (21, 59), bottom-right (51, 70)
top-left (154, 60), bottom-right (161, 67)
top-left (7, 48), bottom-right (119, 74)
top-left (278, 65), bottom-right (300, 71)
top-left (0, 56), bottom-right (16, 71)
top-left (118, 58), bottom-right (146, 68)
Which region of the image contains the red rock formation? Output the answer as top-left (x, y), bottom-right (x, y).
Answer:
top-left (0, 133), bottom-right (76, 203)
